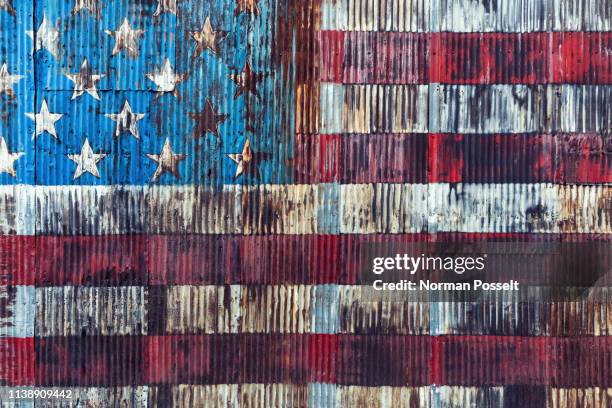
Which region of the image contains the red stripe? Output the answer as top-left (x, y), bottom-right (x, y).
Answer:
top-left (434, 336), bottom-right (612, 387)
top-left (35, 336), bottom-right (145, 386)
top-left (0, 338), bottom-right (35, 385)
top-left (293, 134), bottom-right (612, 183)
top-left (1, 233), bottom-right (608, 286)
top-left (552, 32), bottom-right (612, 84)
top-left (429, 133), bottom-right (612, 183)
top-left (320, 32), bottom-right (612, 84)
top-left (30, 335), bottom-right (612, 386)
top-left (318, 30), bottom-right (345, 83)
top-left (145, 334), bottom-right (340, 385)
top-left (335, 335), bottom-right (431, 386)
top-left (292, 134), bottom-right (428, 183)
top-left (0, 236), bottom-right (35, 285)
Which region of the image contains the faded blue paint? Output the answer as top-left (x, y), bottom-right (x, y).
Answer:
top-left (317, 183), bottom-right (340, 234)
top-left (319, 83), bottom-right (343, 134)
top-left (308, 383), bottom-right (336, 408)
top-left (0, 286), bottom-right (35, 338)
top-left (311, 284), bottom-right (339, 334)
top-left (7, 0), bottom-right (296, 186)
top-left (0, 0), bottom-right (34, 186)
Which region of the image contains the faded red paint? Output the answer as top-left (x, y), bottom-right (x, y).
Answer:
top-left (0, 338), bottom-right (34, 385)
top-left (35, 336), bottom-right (145, 386)
top-left (0, 234), bottom-right (608, 285)
top-left (318, 30), bottom-right (344, 83)
top-left (293, 133), bottom-right (611, 183)
top-left (0, 235), bottom-right (35, 285)
top-left (433, 336), bottom-right (612, 387)
top-left (20, 334), bottom-right (612, 387)
top-left (552, 33), bottom-right (612, 84)
top-left (145, 334), bottom-right (333, 385)
top-left (320, 32), bottom-right (612, 84)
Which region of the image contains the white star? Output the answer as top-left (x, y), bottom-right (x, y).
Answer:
top-left (26, 13), bottom-right (60, 59)
top-left (25, 99), bottom-right (63, 140)
top-left (153, 0), bottom-right (177, 16)
top-left (67, 138), bottom-right (107, 179)
top-left (105, 100), bottom-right (145, 139)
top-left (146, 59), bottom-right (185, 98)
top-left (104, 18), bottom-right (144, 58)
top-left (0, 137), bottom-right (23, 177)
top-left (65, 59), bottom-right (104, 100)
top-left (0, 0), bottom-right (15, 16)
top-left (146, 138), bottom-right (186, 182)
top-left (0, 63), bottom-right (23, 98)
top-left (190, 16), bottom-right (224, 58)
top-left (72, 0), bottom-right (99, 15)
top-left (227, 138), bottom-right (252, 178)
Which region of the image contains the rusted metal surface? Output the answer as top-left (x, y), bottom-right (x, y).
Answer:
top-left (0, 0), bottom-right (611, 405)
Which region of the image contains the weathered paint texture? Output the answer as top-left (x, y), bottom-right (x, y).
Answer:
top-left (1, 184), bottom-right (611, 234)
top-left (1, 0), bottom-right (611, 405)
top-left (321, 32), bottom-right (612, 85)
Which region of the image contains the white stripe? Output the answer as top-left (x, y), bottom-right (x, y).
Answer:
top-left (0, 387), bottom-right (150, 406)
top-left (320, 84), bottom-right (612, 134)
top-left (321, 0), bottom-right (431, 32)
top-left (320, 0), bottom-right (612, 31)
top-left (1, 184), bottom-right (610, 235)
top-left (35, 286), bottom-right (147, 337)
top-left (1, 386), bottom-right (608, 407)
top-left (26, 285), bottom-right (612, 336)
top-left (320, 84), bottom-right (429, 134)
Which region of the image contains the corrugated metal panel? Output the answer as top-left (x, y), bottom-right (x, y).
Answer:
top-left (0, 338), bottom-right (34, 385)
top-left (35, 286), bottom-right (147, 336)
top-left (336, 385), bottom-right (428, 407)
top-left (6, 284), bottom-right (611, 337)
top-left (319, 84), bottom-right (429, 133)
top-left (321, 0), bottom-right (612, 32)
top-left (321, 0), bottom-right (431, 32)
top-left (557, 185), bottom-right (612, 233)
top-left (435, 0), bottom-right (551, 32)
top-left (321, 32), bottom-right (612, 85)
top-left (432, 386), bottom-right (504, 407)
top-left (338, 285), bottom-right (429, 334)
top-left (293, 132), bottom-right (612, 184)
top-left (0, 285), bottom-right (34, 337)
top-left (433, 298), bottom-right (612, 336)
top-left (549, 387), bottom-right (612, 408)
top-left (3, 183), bottom-right (609, 234)
top-left (1, 0), bottom-right (34, 189)
top-left (35, 386), bottom-right (149, 407)
top-left (161, 285), bottom-right (241, 334)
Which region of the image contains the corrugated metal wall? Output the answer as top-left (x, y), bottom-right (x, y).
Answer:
top-left (0, 0), bottom-right (611, 406)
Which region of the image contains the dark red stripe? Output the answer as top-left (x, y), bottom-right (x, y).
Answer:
top-left (433, 336), bottom-right (612, 387)
top-left (0, 233), bottom-right (607, 286)
top-left (35, 235), bottom-right (148, 287)
top-left (431, 33), bottom-right (550, 84)
top-left (31, 335), bottom-right (612, 386)
top-left (35, 336), bottom-right (145, 386)
top-left (0, 236), bottom-right (35, 285)
top-left (0, 338), bottom-right (34, 385)
top-left (336, 335), bottom-right (431, 386)
top-left (318, 30), bottom-right (345, 83)
top-left (292, 133), bottom-right (429, 183)
top-left (293, 133), bottom-right (612, 183)
top-left (429, 133), bottom-right (612, 183)
top-left (145, 334), bottom-right (340, 385)
top-left (320, 32), bottom-right (612, 84)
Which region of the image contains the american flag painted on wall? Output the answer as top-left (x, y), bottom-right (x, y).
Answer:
top-left (0, 0), bottom-right (611, 406)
